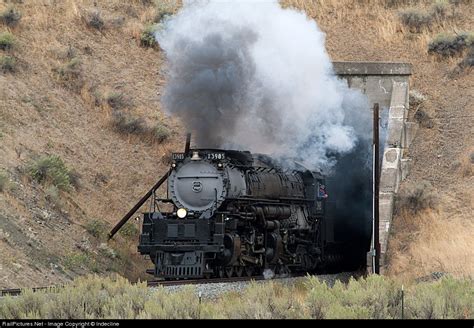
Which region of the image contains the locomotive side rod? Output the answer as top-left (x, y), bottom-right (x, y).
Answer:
top-left (108, 170), bottom-right (171, 240)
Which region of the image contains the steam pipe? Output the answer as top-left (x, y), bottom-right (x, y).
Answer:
top-left (108, 170), bottom-right (171, 240)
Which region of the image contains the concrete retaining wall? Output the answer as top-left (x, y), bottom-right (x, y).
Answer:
top-left (333, 62), bottom-right (415, 273)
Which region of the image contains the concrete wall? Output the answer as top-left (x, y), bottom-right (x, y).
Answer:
top-left (332, 62), bottom-right (415, 273)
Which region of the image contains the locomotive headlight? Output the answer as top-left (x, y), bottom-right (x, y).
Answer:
top-left (177, 208), bottom-right (187, 219)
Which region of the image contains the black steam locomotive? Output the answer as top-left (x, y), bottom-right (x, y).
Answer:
top-left (111, 141), bottom-right (342, 280)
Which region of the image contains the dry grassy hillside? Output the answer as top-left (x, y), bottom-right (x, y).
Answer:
top-left (283, 0), bottom-right (473, 280)
top-left (0, 0), bottom-right (183, 288)
top-left (0, 0), bottom-right (472, 288)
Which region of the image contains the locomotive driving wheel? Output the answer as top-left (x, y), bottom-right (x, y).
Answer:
top-left (277, 265), bottom-right (290, 276)
top-left (217, 267), bottom-right (225, 278)
top-left (234, 266), bottom-right (244, 277)
top-left (244, 266), bottom-right (254, 277)
top-left (225, 266), bottom-right (234, 278)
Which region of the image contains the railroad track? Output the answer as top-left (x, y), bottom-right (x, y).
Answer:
top-left (147, 275), bottom-right (272, 287)
top-left (0, 286), bottom-right (57, 297)
top-left (0, 274), bottom-right (301, 297)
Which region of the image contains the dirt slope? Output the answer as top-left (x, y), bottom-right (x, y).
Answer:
top-left (0, 0), bottom-right (472, 288)
top-left (0, 0), bottom-right (183, 288)
top-left (284, 0), bottom-right (473, 280)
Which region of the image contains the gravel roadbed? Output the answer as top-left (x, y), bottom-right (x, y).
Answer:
top-left (150, 272), bottom-right (355, 300)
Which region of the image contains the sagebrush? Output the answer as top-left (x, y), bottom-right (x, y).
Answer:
top-left (0, 55), bottom-right (15, 73)
top-left (83, 10), bottom-right (105, 31)
top-left (53, 57), bottom-right (83, 90)
top-left (27, 155), bottom-right (74, 191)
top-left (0, 7), bottom-right (21, 27)
top-left (428, 32), bottom-right (473, 57)
top-left (0, 31), bottom-right (15, 50)
top-left (0, 170), bottom-right (8, 192)
top-left (395, 181), bottom-right (436, 214)
top-left (85, 219), bottom-right (108, 239)
top-left (398, 8), bottom-right (433, 33)
top-left (0, 274), bottom-right (472, 319)
top-left (140, 24), bottom-right (159, 48)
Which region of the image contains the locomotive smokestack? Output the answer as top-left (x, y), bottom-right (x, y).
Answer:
top-left (185, 133), bottom-right (191, 154)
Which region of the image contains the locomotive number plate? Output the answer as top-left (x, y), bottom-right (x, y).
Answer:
top-left (172, 153), bottom-right (185, 160)
top-left (206, 152), bottom-right (225, 160)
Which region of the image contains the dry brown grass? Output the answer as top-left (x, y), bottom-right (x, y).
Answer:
top-left (458, 147), bottom-right (474, 177)
top-left (282, 0), bottom-right (468, 53)
top-left (387, 206), bottom-right (474, 280)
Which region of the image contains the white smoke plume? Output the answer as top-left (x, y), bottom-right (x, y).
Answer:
top-left (156, 0), bottom-right (371, 171)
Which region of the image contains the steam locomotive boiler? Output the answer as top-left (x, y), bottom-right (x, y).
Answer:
top-left (109, 138), bottom-right (338, 279)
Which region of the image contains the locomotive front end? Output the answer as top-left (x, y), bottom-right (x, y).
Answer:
top-left (138, 150), bottom-right (246, 279)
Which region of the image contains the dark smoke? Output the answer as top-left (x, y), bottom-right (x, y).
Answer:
top-left (156, 0), bottom-right (370, 171)
top-left (160, 25), bottom-right (259, 147)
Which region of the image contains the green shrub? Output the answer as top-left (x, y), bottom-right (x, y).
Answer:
top-left (68, 169), bottom-right (81, 190)
top-left (459, 46), bottom-right (474, 68)
top-left (112, 111), bottom-right (146, 135)
top-left (45, 185), bottom-right (62, 209)
top-left (218, 281), bottom-right (307, 319)
top-left (154, 124), bottom-right (170, 142)
top-left (111, 111), bottom-right (170, 143)
top-left (0, 170), bottom-right (8, 192)
top-left (98, 243), bottom-right (117, 259)
top-left (409, 89), bottom-right (427, 110)
top-left (395, 181), bottom-right (436, 214)
top-left (399, 1), bottom-right (457, 33)
top-left (83, 10), bottom-right (105, 31)
top-left (53, 57), bottom-right (83, 91)
top-left (27, 155), bottom-right (73, 191)
top-left (431, 0), bottom-right (449, 19)
top-left (449, 0), bottom-right (473, 5)
top-left (385, 0), bottom-right (416, 8)
top-left (153, 1), bottom-right (176, 23)
top-left (399, 8), bottom-right (433, 33)
top-left (0, 31), bottom-right (15, 50)
top-left (85, 220), bottom-right (107, 239)
top-left (63, 252), bottom-right (89, 272)
top-left (140, 24), bottom-right (159, 48)
top-left (55, 57), bottom-right (81, 80)
top-left (0, 275), bottom-right (472, 319)
top-left (414, 108), bottom-right (434, 128)
top-left (406, 277), bottom-right (474, 319)
top-left (328, 276), bottom-right (402, 319)
top-left (119, 222), bottom-right (139, 238)
top-left (0, 7), bottom-right (21, 27)
top-left (106, 92), bottom-right (127, 110)
top-left (0, 55), bottom-right (16, 72)
top-left (428, 32), bottom-right (474, 57)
